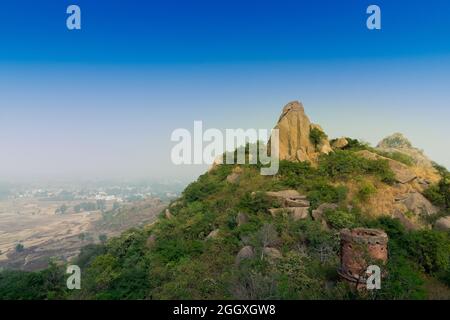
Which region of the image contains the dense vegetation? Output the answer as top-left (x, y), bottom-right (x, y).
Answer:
top-left (424, 164), bottom-right (450, 211)
top-left (1, 147), bottom-right (449, 300)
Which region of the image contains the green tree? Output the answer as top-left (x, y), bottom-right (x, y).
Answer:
top-left (56, 204), bottom-right (68, 214)
top-left (99, 234), bottom-right (108, 244)
top-left (309, 128), bottom-right (327, 151)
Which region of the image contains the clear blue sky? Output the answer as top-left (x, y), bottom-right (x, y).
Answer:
top-left (0, 0), bottom-right (449, 181)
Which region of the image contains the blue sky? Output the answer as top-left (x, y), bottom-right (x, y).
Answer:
top-left (0, 0), bottom-right (449, 181)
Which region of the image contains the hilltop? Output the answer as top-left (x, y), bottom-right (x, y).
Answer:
top-left (0, 101), bottom-right (449, 300)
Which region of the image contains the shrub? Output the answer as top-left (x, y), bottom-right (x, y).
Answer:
top-left (85, 254), bottom-right (121, 292)
top-left (367, 159), bottom-right (396, 184)
top-left (99, 234), bottom-right (108, 243)
top-left (76, 244), bottom-right (107, 269)
top-left (277, 160), bottom-right (318, 189)
top-left (378, 256), bottom-right (426, 300)
top-left (183, 175), bottom-right (222, 203)
top-left (0, 261), bottom-right (68, 300)
top-left (405, 230), bottom-right (450, 274)
top-left (423, 164), bottom-right (449, 210)
top-left (323, 209), bottom-right (357, 229)
top-left (357, 181), bottom-right (377, 201)
top-left (238, 192), bottom-right (271, 214)
top-left (15, 243), bottom-right (24, 253)
top-left (319, 150), bottom-right (395, 184)
top-left (377, 151), bottom-right (414, 166)
top-left (341, 138), bottom-right (371, 151)
top-left (307, 183), bottom-right (348, 209)
top-left (423, 185), bottom-right (446, 208)
top-left (275, 251), bottom-right (324, 299)
top-left (309, 128), bottom-right (327, 150)
top-left (293, 220), bottom-right (338, 253)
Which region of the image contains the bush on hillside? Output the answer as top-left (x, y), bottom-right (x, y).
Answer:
top-left (357, 181), bottom-right (377, 202)
top-left (307, 183), bottom-right (348, 209)
top-left (319, 150), bottom-right (395, 184)
top-left (323, 209), bottom-right (357, 229)
top-left (376, 151), bottom-right (414, 166)
top-left (309, 128), bottom-right (327, 150)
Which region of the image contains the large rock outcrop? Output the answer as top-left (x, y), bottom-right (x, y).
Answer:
top-left (376, 133), bottom-right (433, 168)
top-left (266, 189), bottom-right (310, 221)
top-left (332, 137), bottom-right (349, 149)
top-left (270, 101), bottom-right (332, 163)
top-left (395, 192), bottom-right (439, 216)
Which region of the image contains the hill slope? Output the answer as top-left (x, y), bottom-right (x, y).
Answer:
top-left (1, 102), bottom-right (449, 300)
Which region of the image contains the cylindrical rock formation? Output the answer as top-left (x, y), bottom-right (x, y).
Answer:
top-left (338, 228), bottom-right (388, 288)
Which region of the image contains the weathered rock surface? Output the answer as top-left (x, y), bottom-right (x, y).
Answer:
top-left (266, 189), bottom-right (306, 200)
top-left (266, 190), bottom-right (309, 207)
top-left (396, 192), bottom-right (439, 216)
top-left (376, 133), bottom-right (433, 168)
top-left (269, 101), bottom-right (332, 163)
top-left (267, 189), bottom-right (310, 220)
top-left (235, 246), bottom-right (255, 265)
top-left (435, 216), bottom-right (450, 231)
top-left (356, 150), bottom-right (417, 184)
top-left (312, 203), bottom-right (338, 220)
top-left (392, 210), bottom-right (420, 230)
top-left (332, 137), bottom-right (349, 149)
top-left (206, 229), bottom-right (220, 239)
top-left (285, 198), bottom-right (310, 207)
top-left (236, 212), bottom-right (249, 226)
top-left (226, 166), bottom-right (243, 184)
top-left (269, 207), bottom-right (309, 221)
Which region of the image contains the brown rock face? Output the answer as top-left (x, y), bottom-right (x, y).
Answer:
top-left (377, 133), bottom-right (434, 168)
top-left (206, 229), bottom-right (220, 239)
top-left (332, 137), bottom-right (349, 149)
top-left (397, 192), bottom-right (439, 216)
top-left (270, 101), bottom-right (332, 163)
top-left (339, 228), bottom-right (388, 287)
top-left (235, 246), bottom-right (255, 265)
top-left (435, 216), bottom-right (450, 231)
top-left (269, 207), bottom-right (309, 221)
top-left (267, 189), bottom-right (310, 221)
top-left (226, 166), bottom-right (243, 184)
top-left (266, 190), bottom-right (308, 207)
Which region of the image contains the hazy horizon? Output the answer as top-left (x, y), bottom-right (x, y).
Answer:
top-left (1, 1), bottom-right (449, 183)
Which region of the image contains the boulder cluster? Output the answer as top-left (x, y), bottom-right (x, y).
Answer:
top-left (266, 190), bottom-right (310, 221)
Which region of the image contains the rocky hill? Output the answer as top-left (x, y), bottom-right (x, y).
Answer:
top-left (0, 101), bottom-right (449, 300)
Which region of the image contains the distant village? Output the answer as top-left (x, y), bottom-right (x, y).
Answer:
top-left (3, 181), bottom-right (183, 213)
